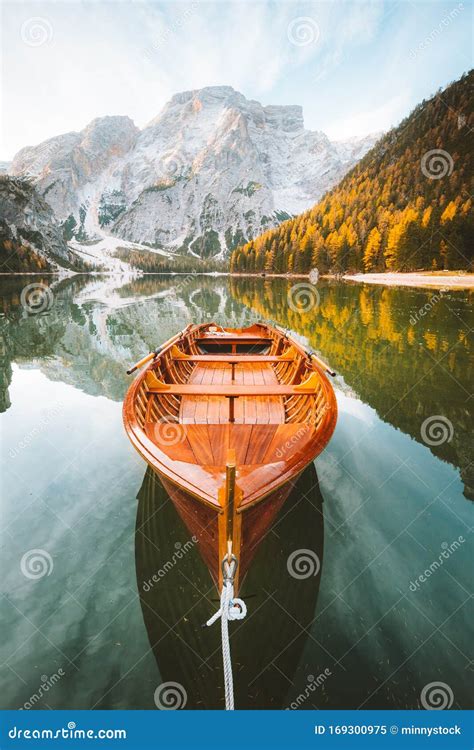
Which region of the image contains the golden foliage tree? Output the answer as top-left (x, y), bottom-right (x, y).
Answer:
top-left (231, 71), bottom-right (473, 274)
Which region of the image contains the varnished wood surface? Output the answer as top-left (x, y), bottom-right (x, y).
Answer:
top-left (170, 354), bottom-right (297, 362)
top-left (196, 334), bottom-right (272, 342)
top-left (179, 361), bottom-right (285, 426)
top-left (123, 322), bottom-right (337, 588)
top-left (145, 382), bottom-right (320, 396)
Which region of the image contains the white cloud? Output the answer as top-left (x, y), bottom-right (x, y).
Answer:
top-left (0, 0), bottom-right (470, 159)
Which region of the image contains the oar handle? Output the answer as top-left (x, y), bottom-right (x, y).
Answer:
top-left (127, 348), bottom-right (161, 375)
top-left (308, 351), bottom-right (336, 377)
top-left (126, 323), bottom-right (194, 375)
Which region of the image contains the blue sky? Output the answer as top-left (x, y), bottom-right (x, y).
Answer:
top-left (1, 0), bottom-right (472, 159)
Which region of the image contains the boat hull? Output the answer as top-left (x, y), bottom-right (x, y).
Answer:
top-left (160, 471), bottom-right (295, 591)
top-left (124, 321), bottom-right (337, 592)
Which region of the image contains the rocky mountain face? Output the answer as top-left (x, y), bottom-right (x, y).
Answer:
top-left (0, 176), bottom-right (83, 272)
top-left (10, 86), bottom-right (377, 258)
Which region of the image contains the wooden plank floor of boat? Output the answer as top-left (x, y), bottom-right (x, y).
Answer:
top-left (179, 360), bottom-right (286, 467)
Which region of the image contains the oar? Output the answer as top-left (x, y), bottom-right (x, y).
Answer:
top-left (127, 349), bottom-right (161, 375)
top-left (273, 323), bottom-right (336, 377)
top-left (307, 350), bottom-right (336, 378)
top-left (126, 324), bottom-right (193, 375)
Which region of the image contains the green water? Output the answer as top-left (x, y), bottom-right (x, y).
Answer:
top-left (0, 274), bottom-right (472, 710)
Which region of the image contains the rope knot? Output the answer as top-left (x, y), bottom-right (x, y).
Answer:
top-left (228, 597), bottom-right (247, 620)
top-left (205, 583), bottom-right (247, 627)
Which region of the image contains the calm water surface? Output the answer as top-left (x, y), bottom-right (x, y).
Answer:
top-left (0, 274), bottom-right (472, 710)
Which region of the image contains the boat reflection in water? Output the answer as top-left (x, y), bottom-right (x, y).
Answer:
top-left (135, 462), bottom-right (324, 709)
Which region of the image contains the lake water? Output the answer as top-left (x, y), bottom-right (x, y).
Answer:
top-left (0, 274), bottom-right (472, 710)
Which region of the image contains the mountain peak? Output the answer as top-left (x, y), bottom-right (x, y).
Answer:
top-left (83, 115), bottom-right (138, 133)
top-left (10, 85), bottom-right (378, 258)
top-left (149, 86), bottom-right (305, 135)
top-left (80, 116), bottom-right (139, 155)
top-left (180, 84), bottom-right (237, 100)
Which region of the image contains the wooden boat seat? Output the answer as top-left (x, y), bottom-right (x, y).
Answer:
top-left (168, 344), bottom-right (297, 363)
top-left (147, 383), bottom-right (318, 396)
top-left (173, 354), bottom-right (298, 362)
top-left (145, 370), bottom-right (321, 396)
top-left (196, 335), bottom-right (272, 342)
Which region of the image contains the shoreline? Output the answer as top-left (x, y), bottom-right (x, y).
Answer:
top-left (340, 272), bottom-right (474, 290)
top-left (231, 271), bottom-right (474, 289)
top-left (1, 270), bottom-right (473, 289)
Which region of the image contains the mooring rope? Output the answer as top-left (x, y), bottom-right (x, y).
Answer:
top-left (206, 556), bottom-right (247, 710)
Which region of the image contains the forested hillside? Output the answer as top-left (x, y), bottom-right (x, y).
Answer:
top-left (231, 71), bottom-right (473, 274)
top-left (113, 248), bottom-right (227, 273)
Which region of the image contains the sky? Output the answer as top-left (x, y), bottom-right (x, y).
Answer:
top-left (0, 0), bottom-right (472, 160)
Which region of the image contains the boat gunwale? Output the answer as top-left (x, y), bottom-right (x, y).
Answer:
top-left (123, 321), bottom-right (338, 510)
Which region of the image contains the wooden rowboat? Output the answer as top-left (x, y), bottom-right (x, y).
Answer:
top-left (123, 322), bottom-right (337, 592)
